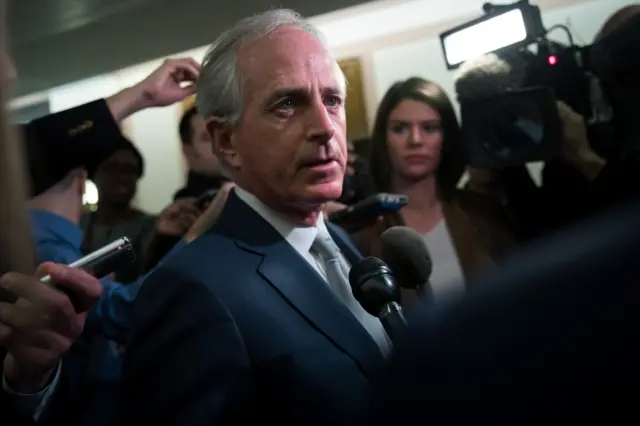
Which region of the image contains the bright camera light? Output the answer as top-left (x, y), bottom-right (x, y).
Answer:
top-left (442, 9), bottom-right (528, 68)
top-left (83, 180), bottom-right (99, 205)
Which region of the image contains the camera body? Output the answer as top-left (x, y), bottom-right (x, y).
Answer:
top-left (442, 1), bottom-right (606, 168)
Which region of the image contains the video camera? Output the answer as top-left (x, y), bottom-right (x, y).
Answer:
top-left (439, 0), bottom-right (606, 168)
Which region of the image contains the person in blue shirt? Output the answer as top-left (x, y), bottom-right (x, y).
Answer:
top-left (18, 170), bottom-right (194, 426)
top-left (1, 58), bottom-right (203, 426)
top-left (7, 169), bottom-right (234, 426)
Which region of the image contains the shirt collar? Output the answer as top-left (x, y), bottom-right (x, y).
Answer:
top-left (29, 209), bottom-right (84, 249)
top-left (233, 186), bottom-right (329, 255)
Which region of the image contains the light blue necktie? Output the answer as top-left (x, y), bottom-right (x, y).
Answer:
top-left (311, 233), bottom-right (391, 356)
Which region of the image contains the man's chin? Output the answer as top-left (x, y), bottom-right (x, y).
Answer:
top-left (304, 182), bottom-right (343, 204)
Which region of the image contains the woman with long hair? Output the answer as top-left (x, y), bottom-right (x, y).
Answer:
top-left (355, 77), bottom-right (516, 302)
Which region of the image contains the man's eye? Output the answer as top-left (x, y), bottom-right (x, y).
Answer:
top-left (325, 96), bottom-right (342, 107)
top-left (276, 99), bottom-right (295, 110)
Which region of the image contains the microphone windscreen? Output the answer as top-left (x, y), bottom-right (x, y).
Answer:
top-left (348, 256), bottom-right (397, 316)
top-left (348, 256), bottom-right (388, 288)
top-left (454, 52), bottom-right (528, 103)
top-left (380, 226), bottom-right (432, 290)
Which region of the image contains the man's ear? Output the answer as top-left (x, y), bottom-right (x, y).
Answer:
top-left (206, 117), bottom-right (240, 169)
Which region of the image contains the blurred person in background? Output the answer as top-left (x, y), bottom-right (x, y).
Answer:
top-left (0, 34), bottom-right (31, 276)
top-left (374, 9), bottom-right (640, 418)
top-left (464, 165), bottom-right (540, 241)
top-left (80, 140), bottom-right (155, 283)
top-left (589, 5), bottom-right (640, 204)
top-left (455, 30), bottom-right (640, 241)
top-left (337, 138), bottom-right (375, 205)
top-left (470, 102), bottom-right (607, 241)
top-left (174, 105), bottom-right (230, 200)
top-left (21, 154), bottom-right (200, 426)
top-left (355, 77), bottom-right (517, 303)
top-left (452, 51), bottom-right (608, 241)
top-left (22, 56), bottom-right (201, 202)
top-left (2, 55), bottom-right (205, 426)
top-left (142, 106), bottom-right (232, 271)
top-left (0, 2), bottom-right (103, 425)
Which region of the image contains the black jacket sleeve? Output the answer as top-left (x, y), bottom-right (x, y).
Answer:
top-left (0, 353), bottom-right (75, 426)
top-left (22, 99), bottom-right (123, 196)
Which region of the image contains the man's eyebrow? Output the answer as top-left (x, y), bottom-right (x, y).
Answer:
top-left (265, 85), bottom-right (345, 104)
top-left (323, 85), bottom-right (346, 98)
top-left (266, 87), bottom-right (308, 104)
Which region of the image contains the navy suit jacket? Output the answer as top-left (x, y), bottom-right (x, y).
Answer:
top-left (118, 191), bottom-right (385, 426)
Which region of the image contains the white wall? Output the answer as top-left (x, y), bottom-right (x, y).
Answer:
top-left (115, 59), bottom-right (188, 213)
top-left (45, 49), bottom-right (209, 213)
top-left (371, 0), bottom-right (638, 109)
top-left (16, 0), bottom-right (637, 212)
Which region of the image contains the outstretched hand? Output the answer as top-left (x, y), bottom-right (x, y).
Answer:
top-left (0, 263), bottom-right (102, 392)
top-left (134, 58), bottom-right (201, 107)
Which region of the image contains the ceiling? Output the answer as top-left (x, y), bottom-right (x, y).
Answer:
top-left (8, 0), bottom-right (377, 97)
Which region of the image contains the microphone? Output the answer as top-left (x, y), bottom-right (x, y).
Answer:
top-left (453, 52), bottom-right (527, 103)
top-left (349, 256), bottom-right (407, 343)
top-left (379, 226), bottom-right (433, 301)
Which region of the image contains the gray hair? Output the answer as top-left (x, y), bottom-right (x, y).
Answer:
top-left (196, 9), bottom-right (329, 125)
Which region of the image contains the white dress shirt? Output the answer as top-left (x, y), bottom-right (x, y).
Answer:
top-left (423, 218), bottom-right (466, 301)
top-left (234, 187), bottom-right (391, 355)
top-left (234, 187), bottom-right (329, 278)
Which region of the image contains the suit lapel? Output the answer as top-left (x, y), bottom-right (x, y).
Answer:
top-left (215, 192), bottom-right (383, 378)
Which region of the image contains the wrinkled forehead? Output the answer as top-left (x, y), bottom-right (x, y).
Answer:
top-left (238, 27), bottom-right (345, 102)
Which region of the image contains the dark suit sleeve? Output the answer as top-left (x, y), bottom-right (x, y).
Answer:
top-left (0, 356), bottom-right (75, 426)
top-left (118, 266), bottom-right (254, 426)
top-left (0, 346), bottom-right (36, 426)
top-left (23, 99), bottom-right (123, 196)
top-left (142, 234), bottom-right (182, 274)
top-left (591, 156), bottom-right (640, 207)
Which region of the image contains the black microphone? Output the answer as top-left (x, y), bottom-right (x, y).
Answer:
top-left (380, 226), bottom-right (433, 302)
top-left (454, 52), bottom-right (527, 103)
top-left (349, 257), bottom-right (407, 344)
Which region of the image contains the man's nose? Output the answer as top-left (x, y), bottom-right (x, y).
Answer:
top-left (305, 100), bottom-right (336, 144)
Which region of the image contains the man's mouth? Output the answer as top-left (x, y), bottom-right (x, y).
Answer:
top-left (302, 158), bottom-right (336, 168)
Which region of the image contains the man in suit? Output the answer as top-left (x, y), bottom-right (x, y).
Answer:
top-left (119, 9), bottom-right (390, 426)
